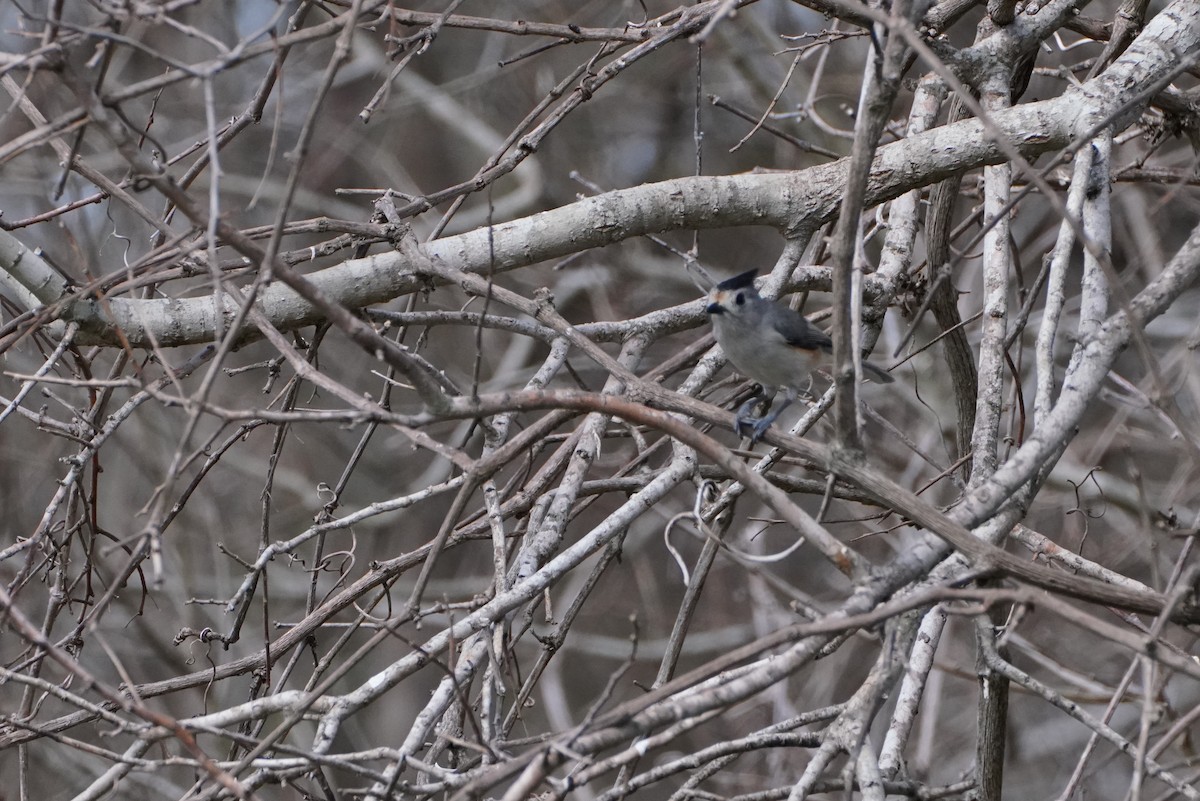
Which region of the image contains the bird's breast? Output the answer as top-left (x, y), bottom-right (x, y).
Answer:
top-left (713, 317), bottom-right (820, 389)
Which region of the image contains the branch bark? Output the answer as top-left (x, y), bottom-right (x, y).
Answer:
top-left (8, 0), bottom-right (1190, 349)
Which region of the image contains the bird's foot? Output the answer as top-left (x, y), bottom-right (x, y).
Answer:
top-left (734, 396), bottom-right (774, 444)
top-left (747, 416), bottom-right (775, 444)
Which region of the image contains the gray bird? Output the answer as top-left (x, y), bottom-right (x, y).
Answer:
top-left (705, 268), bottom-right (894, 443)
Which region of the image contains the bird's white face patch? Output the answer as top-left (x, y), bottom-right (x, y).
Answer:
top-left (707, 287), bottom-right (748, 314)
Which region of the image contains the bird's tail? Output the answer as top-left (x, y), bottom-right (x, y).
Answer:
top-left (863, 360), bottom-right (895, 383)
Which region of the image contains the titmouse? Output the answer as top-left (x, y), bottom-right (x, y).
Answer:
top-left (705, 268), bottom-right (893, 443)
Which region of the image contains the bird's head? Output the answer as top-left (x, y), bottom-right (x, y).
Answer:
top-left (705, 268), bottom-right (760, 318)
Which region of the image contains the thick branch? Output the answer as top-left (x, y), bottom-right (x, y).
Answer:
top-left (47, 0), bottom-right (1198, 350)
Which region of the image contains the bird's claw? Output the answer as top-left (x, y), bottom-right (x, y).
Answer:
top-left (734, 396), bottom-right (774, 444)
top-left (734, 415), bottom-right (773, 444)
top-left (748, 417), bottom-right (773, 444)
top-left (733, 413), bottom-right (756, 440)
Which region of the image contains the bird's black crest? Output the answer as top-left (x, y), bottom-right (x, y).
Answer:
top-left (715, 269), bottom-right (759, 292)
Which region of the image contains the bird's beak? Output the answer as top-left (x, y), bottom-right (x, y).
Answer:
top-left (705, 302), bottom-right (723, 315)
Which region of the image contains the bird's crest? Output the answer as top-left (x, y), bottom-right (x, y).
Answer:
top-left (715, 269), bottom-right (759, 292)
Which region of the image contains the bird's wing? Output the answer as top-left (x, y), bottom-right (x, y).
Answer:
top-left (769, 306), bottom-right (833, 353)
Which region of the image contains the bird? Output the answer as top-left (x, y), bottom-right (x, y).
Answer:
top-left (705, 268), bottom-right (894, 443)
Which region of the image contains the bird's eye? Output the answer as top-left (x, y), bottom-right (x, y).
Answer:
top-left (735, 292), bottom-right (745, 305)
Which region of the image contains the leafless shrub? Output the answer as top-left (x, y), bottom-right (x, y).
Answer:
top-left (1, 1), bottom-right (1199, 800)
